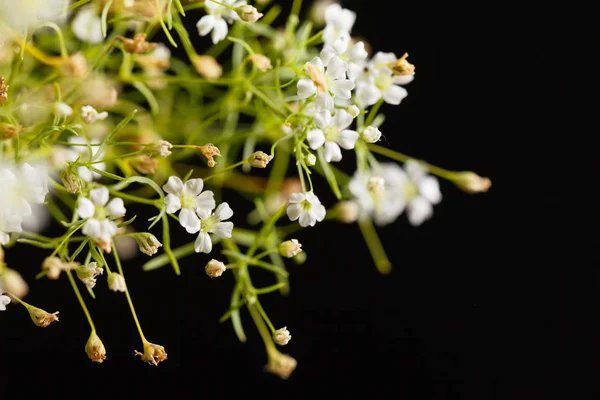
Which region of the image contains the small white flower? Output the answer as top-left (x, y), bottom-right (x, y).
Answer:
top-left (286, 192), bottom-right (326, 227)
top-left (403, 160), bottom-right (442, 226)
top-left (279, 239), bottom-right (302, 258)
top-left (78, 187), bottom-right (126, 253)
top-left (307, 109), bottom-right (358, 162)
top-left (71, 6), bottom-right (103, 43)
top-left (322, 3), bottom-right (356, 45)
top-left (361, 126), bottom-right (382, 143)
top-left (163, 176), bottom-right (215, 234)
top-left (273, 327), bottom-right (292, 346)
top-left (237, 5), bottom-right (263, 23)
top-left (355, 52), bottom-right (411, 107)
top-left (75, 262), bottom-right (104, 289)
top-left (0, 0), bottom-right (68, 33)
top-left (0, 292), bottom-right (10, 311)
top-left (107, 272), bottom-right (126, 292)
top-left (205, 259), bottom-right (226, 278)
top-left (194, 203), bottom-right (234, 254)
top-left (320, 37), bottom-right (368, 80)
top-left (297, 57), bottom-right (355, 111)
top-left (54, 102), bottom-right (73, 119)
top-left (156, 140), bottom-right (173, 157)
top-left (196, 0), bottom-right (245, 44)
top-left (64, 137), bottom-right (106, 182)
top-left (80, 105), bottom-right (108, 124)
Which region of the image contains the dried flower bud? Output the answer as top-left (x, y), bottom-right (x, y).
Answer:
top-left (198, 143), bottom-right (221, 167)
top-left (452, 171), bottom-right (492, 194)
top-left (205, 259), bottom-right (226, 278)
top-left (361, 126), bottom-right (381, 143)
top-left (75, 262), bottom-right (104, 289)
top-left (0, 76), bottom-right (8, 105)
top-left (389, 53), bottom-right (415, 76)
top-left (42, 256), bottom-right (78, 280)
top-left (134, 233), bottom-right (163, 256)
top-left (155, 140), bottom-right (173, 157)
top-left (191, 55), bottom-right (223, 80)
top-left (305, 153), bottom-right (317, 166)
top-left (279, 239), bottom-right (302, 258)
top-left (0, 123), bottom-right (24, 140)
top-left (266, 351), bottom-right (297, 379)
top-left (54, 102), bottom-right (73, 118)
top-left (80, 105), bottom-right (108, 124)
top-left (130, 154), bottom-right (159, 174)
top-left (248, 151), bottom-right (273, 168)
top-left (61, 167), bottom-right (81, 193)
top-left (27, 305), bottom-right (59, 327)
top-left (119, 33), bottom-right (157, 54)
top-left (237, 5), bottom-right (263, 22)
top-left (335, 200), bottom-right (359, 224)
top-left (135, 341), bottom-right (168, 366)
top-left (85, 331), bottom-right (107, 363)
top-left (273, 327), bottom-right (292, 345)
top-left (59, 52), bottom-right (88, 78)
top-left (107, 273), bottom-right (126, 292)
top-left (347, 105), bottom-right (361, 118)
top-left (0, 267), bottom-right (29, 299)
top-left (248, 54), bottom-right (272, 72)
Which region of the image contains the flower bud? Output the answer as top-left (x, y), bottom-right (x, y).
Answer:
top-left (61, 167), bottom-right (81, 193)
top-left (80, 105), bottom-right (108, 124)
top-left (266, 351), bottom-right (297, 379)
top-left (27, 305), bottom-right (59, 327)
top-left (205, 259), bottom-right (226, 278)
top-left (85, 331), bottom-right (107, 363)
top-left (135, 341), bottom-right (168, 366)
top-left (248, 54), bottom-right (272, 72)
top-left (248, 151), bottom-right (273, 168)
top-left (130, 154), bottom-right (159, 174)
top-left (347, 105), bottom-right (361, 118)
top-left (155, 140), bottom-right (173, 157)
top-left (107, 273), bottom-right (126, 292)
top-left (54, 102), bottom-right (73, 118)
top-left (452, 171), bottom-right (492, 194)
top-left (0, 76), bottom-right (8, 105)
top-left (75, 262), bottom-right (104, 289)
top-left (191, 55), bottom-right (223, 80)
top-left (361, 126), bottom-right (382, 143)
top-left (306, 153), bottom-right (316, 166)
top-left (335, 200), bottom-right (359, 224)
top-left (279, 239), bottom-right (302, 258)
top-left (42, 256), bottom-right (78, 280)
top-left (273, 327), bottom-right (292, 345)
top-left (134, 233), bottom-right (163, 256)
top-left (119, 33), bottom-right (157, 54)
top-left (237, 5), bottom-right (263, 22)
top-left (0, 268), bottom-right (29, 299)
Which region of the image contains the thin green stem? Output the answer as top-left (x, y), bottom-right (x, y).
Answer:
top-left (66, 270), bottom-right (96, 331)
top-left (357, 217), bottom-right (391, 275)
top-left (254, 300), bottom-right (275, 333)
top-left (367, 144), bottom-right (456, 180)
top-left (203, 160), bottom-right (248, 182)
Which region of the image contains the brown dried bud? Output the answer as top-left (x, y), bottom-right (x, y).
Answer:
top-left (205, 259), bottom-right (226, 278)
top-left (119, 33), bottom-right (157, 54)
top-left (130, 154), bottom-right (159, 174)
top-left (135, 341), bottom-right (168, 366)
top-left (248, 151), bottom-right (273, 168)
top-left (389, 53), bottom-right (415, 76)
top-left (197, 143), bottom-right (221, 167)
top-left (248, 54), bottom-right (272, 72)
top-left (0, 76), bottom-right (9, 106)
top-left (27, 306), bottom-right (60, 327)
top-left (452, 171), bottom-right (492, 194)
top-left (191, 55), bottom-right (223, 80)
top-left (85, 331), bottom-right (107, 363)
top-left (42, 256), bottom-right (79, 280)
top-left (0, 123), bottom-right (24, 140)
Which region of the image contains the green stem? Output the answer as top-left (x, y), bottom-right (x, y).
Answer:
top-left (247, 302), bottom-right (277, 354)
top-left (254, 300), bottom-right (275, 333)
top-left (365, 98), bottom-right (384, 127)
top-left (108, 188), bottom-right (159, 205)
top-left (367, 144), bottom-right (456, 180)
top-left (357, 217), bottom-right (391, 275)
top-left (161, 214), bottom-right (181, 275)
top-left (66, 270), bottom-right (96, 331)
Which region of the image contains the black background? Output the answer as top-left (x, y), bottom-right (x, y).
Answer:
top-left (0, 0), bottom-right (526, 397)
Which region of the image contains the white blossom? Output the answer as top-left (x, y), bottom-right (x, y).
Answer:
top-left (156, 140), bottom-right (173, 157)
top-left (273, 327), bottom-right (292, 345)
top-left (196, 0), bottom-right (245, 44)
top-left (0, 0), bottom-right (68, 33)
top-left (297, 57), bottom-right (355, 111)
top-left (355, 52), bottom-right (412, 107)
top-left (107, 272), bottom-right (126, 292)
top-left (320, 37), bottom-right (368, 80)
top-left (71, 6), bottom-right (103, 44)
top-left (402, 160), bottom-right (442, 226)
top-left (361, 126), bottom-right (382, 143)
top-left (286, 192), bottom-right (326, 227)
top-left (80, 105), bottom-right (108, 124)
top-left (194, 203), bottom-right (234, 253)
top-left (163, 176), bottom-right (215, 234)
top-left (78, 187), bottom-right (126, 252)
top-left (54, 102), bottom-right (73, 119)
top-left (75, 262), bottom-right (104, 289)
top-left (306, 109), bottom-right (358, 162)
top-left (322, 3), bottom-right (356, 45)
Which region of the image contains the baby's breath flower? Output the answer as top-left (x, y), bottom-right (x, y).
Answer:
top-left (273, 327), bottom-right (292, 345)
top-left (196, 0), bottom-right (243, 44)
top-left (134, 233), bottom-right (163, 256)
top-left (54, 102), bottom-right (73, 119)
top-left (27, 305), bottom-right (59, 327)
top-left (248, 54), bottom-right (272, 72)
top-left (286, 192), bottom-right (326, 227)
top-left (71, 6), bottom-right (103, 44)
top-left (322, 3), bottom-right (356, 45)
top-left (135, 341), bottom-right (168, 366)
top-left (194, 203), bottom-right (234, 254)
top-left (75, 262), bottom-right (104, 289)
top-left (163, 176), bottom-right (215, 234)
top-left (305, 153), bottom-right (317, 166)
top-left (248, 151), bottom-right (273, 168)
top-left (279, 239), bottom-right (302, 258)
top-left (78, 187), bottom-right (126, 253)
top-left (452, 171), bottom-right (492, 194)
top-left (297, 57), bottom-right (354, 110)
top-left (347, 105), bottom-right (361, 118)
top-left (361, 126), bottom-right (382, 143)
top-left (42, 257), bottom-right (78, 280)
top-left (205, 259), bottom-right (226, 278)
top-left (156, 140), bottom-right (173, 157)
top-left (80, 105), bottom-right (108, 124)
top-left (191, 55), bottom-right (223, 80)
top-left (107, 272), bottom-right (126, 292)
top-left (237, 5), bottom-right (263, 23)
top-left (86, 331), bottom-right (107, 363)
top-left (307, 109), bottom-right (358, 162)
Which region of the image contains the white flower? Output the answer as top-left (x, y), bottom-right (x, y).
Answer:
top-left (78, 187), bottom-right (126, 252)
top-left (107, 272), bottom-right (126, 292)
top-left (322, 3), bottom-right (356, 45)
top-left (156, 140), bottom-right (173, 157)
top-left (54, 102), bottom-right (73, 118)
top-left (194, 203), bottom-right (234, 254)
top-left (0, 292), bottom-right (10, 311)
top-left (279, 239), bottom-right (302, 258)
top-left (0, 0), bottom-right (68, 33)
top-left (361, 126), bottom-right (382, 143)
top-left (75, 262), bottom-right (104, 289)
top-left (80, 105), bottom-right (108, 124)
top-left (320, 37), bottom-right (368, 80)
top-left (64, 137), bottom-right (106, 182)
top-left (307, 109), bottom-right (358, 162)
top-left (163, 176), bottom-right (215, 234)
top-left (402, 160), bottom-right (442, 226)
top-left (297, 57), bottom-right (355, 111)
top-left (355, 52), bottom-right (411, 107)
top-left (71, 6), bottom-right (103, 44)
top-left (286, 192), bottom-right (326, 227)
top-left (196, 0), bottom-right (245, 44)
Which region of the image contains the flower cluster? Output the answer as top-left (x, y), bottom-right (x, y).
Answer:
top-left (0, 0), bottom-right (490, 378)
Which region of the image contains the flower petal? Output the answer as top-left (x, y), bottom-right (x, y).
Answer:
top-left (327, 56), bottom-right (348, 79)
top-left (183, 178), bottom-right (204, 196)
top-left (311, 203), bottom-right (326, 222)
top-left (78, 197), bottom-right (95, 219)
top-left (164, 193), bottom-right (182, 214)
top-left (304, 191), bottom-right (321, 205)
top-left (288, 192), bottom-right (306, 204)
top-left (324, 141), bottom-right (342, 162)
top-left (337, 129), bottom-right (358, 150)
top-left (214, 202), bottom-right (233, 221)
top-left (393, 74), bottom-right (414, 85)
top-left (194, 231), bottom-right (212, 253)
top-left (314, 110), bottom-right (331, 129)
top-left (407, 196), bottom-right (433, 226)
top-left (82, 218), bottom-right (102, 239)
top-left (332, 109), bottom-right (354, 130)
top-left (307, 129), bottom-right (326, 150)
top-left (195, 191), bottom-right (216, 219)
top-left (297, 79), bottom-right (316, 99)
top-left (211, 221), bottom-right (233, 238)
top-left (105, 198), bottom-right (126, 217)
top-left (306, 56), bottom-right (324, 73)
top-left (330, 79), bottom-right (355, 99)
top-left (100, 219), bottom-right (118, 239)
top-left (197, 15), bottom-right (215, 36)
top-left (298, 211), bottom-right (316, 227)
top-left (404, 160), bottom-right (427, 182)
top-left (179, 208), bottom-right (201, 234)
top-left (418, 176), bottom-right (442, 204)
top-left (211, 18), bottom-right (229, 44)
top-left (286, 203), bottom-right (302, 221)
top-left (349, 41), bottom-right (368, 61)
top-left (383, 85), bottom-right (408, 105)
top-left (163, 176), bottom-right (184, 195)
top-left (90, 187), bottom-right (109, 206)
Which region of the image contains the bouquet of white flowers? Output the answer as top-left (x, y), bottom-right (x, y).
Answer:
top-left (0, 0), bottom-right (490, 378)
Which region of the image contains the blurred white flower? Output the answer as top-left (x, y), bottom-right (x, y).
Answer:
top-left (322, 3), bottom-right (356, 45)
top-left (0, 0), bottom-right (68, 33)
top-left (81, 105), bottom-right (108, 124)
top-left (71, 6), bottom-right (103, 44)
top-left (197, 0), bottom-right (245, 44)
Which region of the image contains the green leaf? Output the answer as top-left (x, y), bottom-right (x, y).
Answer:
top-left (101, 0), bottom-right (113, 38)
